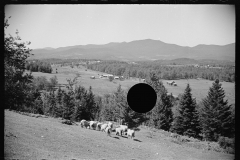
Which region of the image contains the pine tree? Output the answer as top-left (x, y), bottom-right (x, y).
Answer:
top-left (155, 87), bottom-right (173, 131)
top-left (199, 79), bottom-right (234, 141)
top-left (145, 72), bottom-right (173, 130)
top-left (55, 87), bottom-right (64, 118)
top-left (85, 86), bottom-right (96, 120)
top-left (171, 84), bottom-right (200, 138)
top-left (146, 72), bottom-right (163, 93)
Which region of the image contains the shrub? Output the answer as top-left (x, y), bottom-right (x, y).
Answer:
top-left (218, 136), bottom-right (234, 149)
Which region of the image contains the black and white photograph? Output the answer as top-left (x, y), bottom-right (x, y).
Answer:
top-left (5, 4), bottom-right (235, 160)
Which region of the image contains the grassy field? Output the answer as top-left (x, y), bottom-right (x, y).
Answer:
top-left (5, 110), bottom-right (234, 160)
top-left (28, 65), bottom-right (235, 105)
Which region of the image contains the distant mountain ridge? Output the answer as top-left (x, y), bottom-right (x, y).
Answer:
top-left (29, 39), bottom-right (235, 61)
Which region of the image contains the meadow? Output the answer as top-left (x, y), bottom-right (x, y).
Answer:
top-left (5, 110), bottom-right (234, 160)
top-left (29, 65), bottom-right (235, 105)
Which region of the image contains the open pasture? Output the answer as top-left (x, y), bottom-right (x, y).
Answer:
top-left (162, 79), bottom-right (235, 105)
top-left (5, 110), bottom-right (234, 160)
top-left (29, 65), bottom-right (235, 105)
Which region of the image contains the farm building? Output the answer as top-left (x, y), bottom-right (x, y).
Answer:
top-left (102, 74), bottom-right (113, 78)
top-left (114, 76), bottom-right (119, 79)
top-left (90, 76), bottom-right (95, 79)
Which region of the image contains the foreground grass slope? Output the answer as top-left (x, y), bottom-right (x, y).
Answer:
top-left (5, 110), bottom-right (234, 160)
top-left (28, 65), bottom-right (235, 105)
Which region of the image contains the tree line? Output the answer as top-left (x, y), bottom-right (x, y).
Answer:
top-left (4, 17), bottom-right (234, 153)
top-left (86, 60), bottom-right (235, 82)
top-left (25, 60), bottom-right (52, 73)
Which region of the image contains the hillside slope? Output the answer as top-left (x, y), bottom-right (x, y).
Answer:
top-left (5, 110), bottom-right (234, 160)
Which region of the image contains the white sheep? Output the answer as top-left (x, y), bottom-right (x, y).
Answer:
top-left (108, 122), bottom-right (113, 128)
top-left (170, 133), bottom-right (180, 138)
top-left (119, 125), bottom-right (128, 134)
top-left (115, 127), bottom-right (124, 136)
top-left (89, 121), bottom-right (98, 130)
top-left (96, 122), bottom-right (103, 131)
top-left (80, 119), bottom-right (90, 128)
top-left (101, 123), bottom-right (108, 132)
top-left (127, 129), bottom-right (135, 139)
top-left (105, 126), bottom-right (112, 136)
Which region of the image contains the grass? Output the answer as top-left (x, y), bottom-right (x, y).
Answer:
top-left (27, 65), bottom-right (235, 105)
top-left (5, 109), bottom-right (234, 160)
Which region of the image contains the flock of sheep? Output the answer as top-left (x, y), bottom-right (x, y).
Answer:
top-left (80, 120), bottom-right (135, 139)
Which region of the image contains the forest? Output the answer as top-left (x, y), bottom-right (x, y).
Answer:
top-left (87, 60), bottom-right (235, 82)
top-left (25, 60), bottom-right (52, 73)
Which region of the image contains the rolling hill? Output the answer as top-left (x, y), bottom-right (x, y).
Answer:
top-left (29, 39), bottom-right (235, 61)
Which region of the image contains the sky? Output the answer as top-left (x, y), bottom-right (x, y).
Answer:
top-left (5, 5), bottom-right (235, 49)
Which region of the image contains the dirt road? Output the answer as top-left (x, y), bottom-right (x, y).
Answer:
top-left (4, 110), bottom-right (234, 160)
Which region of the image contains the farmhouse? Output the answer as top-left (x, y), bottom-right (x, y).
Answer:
top-left (102, 74), bottom-right (113, 78)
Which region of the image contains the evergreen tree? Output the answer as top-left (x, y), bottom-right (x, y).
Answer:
top-left (113, 85), bottom-right (125, 121)
top-left (55, 87), bottom-right (64, 118)
top-left (199, 79), bottom-right (234, 141)
top-left (61, 90), bottom-right (75, 120)
top-left (118, 89), bottom-right (146, 128)
top-left (171, 84), bottom-right (201, 138)
top-left (85, 86), bottom-right (97, 120)
top-left (146, 72), bottom-right (163, 93)
top-left (154, 87), bottom-right (173, 131)
top-left (145, 72), bottom-right (173, 130)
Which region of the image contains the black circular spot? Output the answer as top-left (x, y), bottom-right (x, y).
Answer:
top-left (127, 83), bottom-right (157, 113)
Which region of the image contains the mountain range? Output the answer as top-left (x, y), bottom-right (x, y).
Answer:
top-left (29, 39), bottom-right (235, 62)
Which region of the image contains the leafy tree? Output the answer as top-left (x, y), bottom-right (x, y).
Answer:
top-left (199, 79), bottom-right (234, 141)
top-left (108, 76), bottom-right (114, 82)
top-left (32, 76), bottom-right (49, 91)
top-left (4, 17), bottom-right (33, 110)
top-left (171, 84), bottom-right (201, 138)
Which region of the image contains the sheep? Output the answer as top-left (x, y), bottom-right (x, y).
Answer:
top-left (127, 129), bottom-right (135, 139)
top-left (96, 122), bottom-right (103, 131)
top-left (101, 123), bottom-right (108, 132)
top-left (80, 119), bottom-right (90, 128)
top-left (89, 121), bottom-right (98, 130)
top-left (119, 125), bottom-right (128, 135)
top-left (115, 127), bottom-right (124, 136)
top-left (108, 122), bottom-right (113, 129)
top-left (170, 133), bottom-right (180, 138)
top-left (105, 126), bottom-right (112, 136)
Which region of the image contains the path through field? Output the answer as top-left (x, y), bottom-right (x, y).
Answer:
top-left (4, 110), bottom-right (234, 160)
